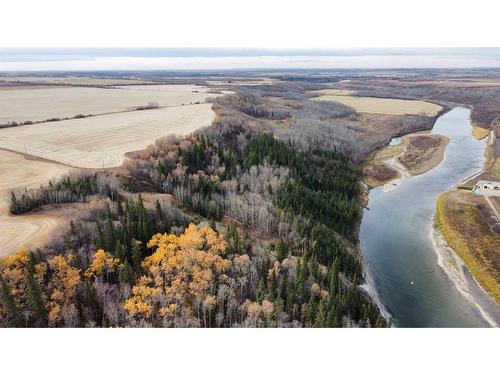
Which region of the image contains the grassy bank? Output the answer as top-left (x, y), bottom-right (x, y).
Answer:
top-left (436, 191), bottom-right (500, 303)
top-left (471, 125), bottom-right (490, 140)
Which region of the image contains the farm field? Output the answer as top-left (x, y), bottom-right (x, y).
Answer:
top-left (0, 76), bottom-right (153, 86)
top-left (0, 103), bottom-right (215, 168)
top-left (113, 84), bottom-right (211, 92)
top-left (0, 150), bottom-right (73, 257)
top-left (312, 94), bottom-right (443, 116)
top-left (0, 84), bottom-right (220, 124)
top-left (313, 88), bottom-right (354, 96)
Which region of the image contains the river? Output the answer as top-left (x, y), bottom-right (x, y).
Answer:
top-left (360, 107), bottom-right (495, 327)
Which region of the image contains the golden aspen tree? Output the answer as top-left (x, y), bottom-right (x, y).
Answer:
top-left (124, 224), bottom-right (230, 327)
top-left (45, 255), bottom-right (81, 326)
top-left (84, 249), bottom-right (120, 280)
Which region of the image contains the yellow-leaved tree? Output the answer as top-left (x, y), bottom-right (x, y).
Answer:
top-left (0, 250), bottom-right (81, 327)
top-left (84, 249), bottom-right (120, 281)
top-left (45, 254), bottom-right (81, 326)
top-left (124, 224), bottom-right (230, 327)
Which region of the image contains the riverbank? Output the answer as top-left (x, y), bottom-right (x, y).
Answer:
top-left (435, 190), bottom-right (500, 304)
top-left (430, 215), bottom-right (500, 327)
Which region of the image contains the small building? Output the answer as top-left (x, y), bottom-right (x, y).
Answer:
top-left (472, 180), bottom-right (500, 197)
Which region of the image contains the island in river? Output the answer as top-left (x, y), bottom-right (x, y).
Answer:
top-left (363, 132), bottom-right (450, 189)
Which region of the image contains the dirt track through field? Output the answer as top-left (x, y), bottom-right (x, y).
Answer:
top-left (0, 150), bottom-right (73, 257)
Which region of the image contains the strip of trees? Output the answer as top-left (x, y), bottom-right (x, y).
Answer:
top-left (9, 173), bottom-right (118, 215)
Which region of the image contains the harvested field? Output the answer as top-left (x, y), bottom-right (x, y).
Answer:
top-left (0, 150), bottom-right (73, 257)
top-left (0, 76), bottom-right (153, 86)
top-left (313, 89), bottom-right (354, 96)
top-left (112, 84), bottom-right (210, 92)
top-left (398, 134), bottom-right (449, 175)
top-left (0, 84), bottom-right (220, 124)
top-left (312, 94), bottom-right (442, 116)
top-left (436, 190), bottom-right (500, 303)
top-left (0, 103), bottom-right (215, 168)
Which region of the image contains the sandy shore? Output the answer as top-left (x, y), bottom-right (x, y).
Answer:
top-left (381, 156), bottom-right (410, 192)
top-left (360, 266), bottom-right (393, 325)
top-left (430, 220), bottom-right (500, 327)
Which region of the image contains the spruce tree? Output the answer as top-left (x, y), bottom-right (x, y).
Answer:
top-left (314, 301), bottom-right (325, 328)
top-left (119, 260), bottom-right (134, 285)
top-left (9, 191), bottom-right (18, 214)
top-left (256, 278), bottom-right (266, 302)
top-left (155, 200), bottom-right (164, 222)
top-left (275, 240), bottom-right (289, 262)
top-left (0, 274), bottom-right (22, 327)
top-left (131, 240), bottom-right (143, 271)
top-left (25, 254), bottom-right (48, 326)
top-left (115, 241), bottom-right (125, 262)
top-left (116, 199), bottom-right (124, 217)
top-left (105, 216), bottom-right (116, 251)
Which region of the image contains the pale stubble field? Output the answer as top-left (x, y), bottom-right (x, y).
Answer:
top-left (0, 102), bottom-right (215, 168)
top-left (0, 84), bottom-right (219, 124)
top-left (313, 93), bottom-right (442, 116)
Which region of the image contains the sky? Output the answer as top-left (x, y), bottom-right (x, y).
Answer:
top-left (1, 0), bottom-right (499, 48)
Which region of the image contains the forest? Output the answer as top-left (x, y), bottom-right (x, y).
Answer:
top-left (0, 89), bottom-right (387, 327)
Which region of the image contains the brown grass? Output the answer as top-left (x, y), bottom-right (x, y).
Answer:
top-left (363, 163), bottom-right (399, 189)
top-left (436, 190), bottom-right (500, 303)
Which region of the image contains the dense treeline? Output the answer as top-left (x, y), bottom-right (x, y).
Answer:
top-left (9, 173), bottom-right (118, 215)
top-left (243, 135), bottom-right (361, 239)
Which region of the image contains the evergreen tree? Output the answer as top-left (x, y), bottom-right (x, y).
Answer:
top-left (9, 191), bottom-right (18, 214)
top-left (305, 296), bottom-right (317, 326)
top-left (131, 240), bottom-right (143, 271)
top-left (116, 199), bottom-right (124, 217)
top-left (104, 216), bottom-right (116, 251)
top-left (25, 254), bottom-right (48, 326)
top-left (119, 261), bottom-right (134, 285)
top-left (83, 281), bottom-right (101, 324)
top-left (155, 200), bottom-right (164, 222)
top-left (115, 241), bottom-right (125, 262)
top-left (256, 278), bottom-right (266, 302)
top-left (314, 300), bottom-right (325, 328)
top-left (0, 274), bottom-right (22, 327)
top-left (275, 240), bottom-right (289, 262)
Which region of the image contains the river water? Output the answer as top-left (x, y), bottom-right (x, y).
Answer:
top-left (360, 107), bottom-right (492, 327)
